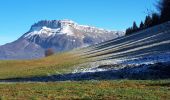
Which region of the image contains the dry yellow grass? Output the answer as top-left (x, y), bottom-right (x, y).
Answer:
top-left (0, 51), bottom-right (85, 79)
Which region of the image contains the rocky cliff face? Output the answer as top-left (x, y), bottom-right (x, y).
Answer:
top-left (0, 19), bottom-right (124, 60)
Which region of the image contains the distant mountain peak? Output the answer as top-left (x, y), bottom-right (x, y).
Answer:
top-left (0, 19), bottom-right (124, 60)
top-left (30, 19), bottom-right (76, 29)
top-left (23, 20), bottom-right (113, 39)
top-left (59, 19), bottom-right (77, 24)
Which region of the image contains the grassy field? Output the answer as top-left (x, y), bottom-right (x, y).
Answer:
top-left (0, 80), bottom-right (169, 100)
top-left (0, 51), bottom-right (85, 79)
top-left (0, 43), bottom-right (169, 100)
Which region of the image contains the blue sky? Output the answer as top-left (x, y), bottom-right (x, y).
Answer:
top-left (0, 0), bottom-right (157, 45)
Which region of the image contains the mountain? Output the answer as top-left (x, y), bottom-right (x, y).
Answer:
top-left (0, 19), bottom-right (124, 60)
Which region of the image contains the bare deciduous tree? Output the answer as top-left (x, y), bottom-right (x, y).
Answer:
top-left (45, 48), bottom-right (54, 57)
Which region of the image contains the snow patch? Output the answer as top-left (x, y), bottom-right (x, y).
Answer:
top-left (24, 26), bottom-right (58, 38)
top-left (60, 25), bottom-right (74, 35)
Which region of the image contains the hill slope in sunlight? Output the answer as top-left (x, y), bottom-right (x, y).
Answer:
top-left (0, 22), bottom-right (170, 81)
top-left (0, 51), bottom-right (85, 79)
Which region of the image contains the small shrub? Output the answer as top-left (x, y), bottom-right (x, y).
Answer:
top-left (45, 48), bottom-right (55, 57)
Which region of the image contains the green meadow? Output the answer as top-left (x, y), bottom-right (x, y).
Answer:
top-left (0, 80), bottom-right (169, 100)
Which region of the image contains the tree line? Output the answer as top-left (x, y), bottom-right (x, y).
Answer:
top-left (126, 0), bottom-right (170, 35)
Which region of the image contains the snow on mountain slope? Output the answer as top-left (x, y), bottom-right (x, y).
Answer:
top-left (22, 19), bottom-right (124, 51)
top-left (24, 19), bottom-right (123, 38)
top-left (0, 19), bottom-right (124, 60)
top-left (74, 21), bottom-right (170, 73)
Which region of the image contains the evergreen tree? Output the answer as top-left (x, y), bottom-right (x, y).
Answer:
top-left (159, 0), bottom-right (170, 22)
top-left (151, 13), bottom-right (160, 26)
top-left (132, 21), bottom-right (138, 32)
top-left (139, 21), bottom-right (144, 29)
top-left (125, 0), bottom-right (170, 36)
top-left (125, 22), bottom-right (138, 35)
top-left (144, 16), bottom-right (152, 28)
top-left (125, 27), bottom-right (133, 35)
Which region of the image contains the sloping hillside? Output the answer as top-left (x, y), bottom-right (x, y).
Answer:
top-left (0, 51), bottom-right (85, 79)
top-left (70, 21), bottom-right (170, 79)
top-left (79, 21), bottom-right (170, 67)
top-left (0, 22), bottom-right (170, 81)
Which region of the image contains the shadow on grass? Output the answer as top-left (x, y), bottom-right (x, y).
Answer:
top-left (0, 62), bottom-right (170, 82)
top-left (146, 83), bottom-right (170, 87)
top-left (0, 70), bottom-right (120, 82)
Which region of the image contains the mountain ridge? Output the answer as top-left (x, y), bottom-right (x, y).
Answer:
top-left (0, 19), bottom-right (124, 60)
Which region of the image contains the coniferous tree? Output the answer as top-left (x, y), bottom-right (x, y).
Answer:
top-left (144, 16), bottom-right (152, 28)
top-left (125, 22), bottom-right (138, 35)
top-left (159, 0), bottom-right (170, 22)
top-left (151, 13), bottom-right (160, 26)
top-left (125, 0), bottom-right (170, 35)
top-left (132, 21), bottom-right (138, 32)
top-left (125, 27), bottom-right (132, 35)
top-left (125, 28), bottom-right (129, 35)
top-left (139, 21), bottom-right (144, 30)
